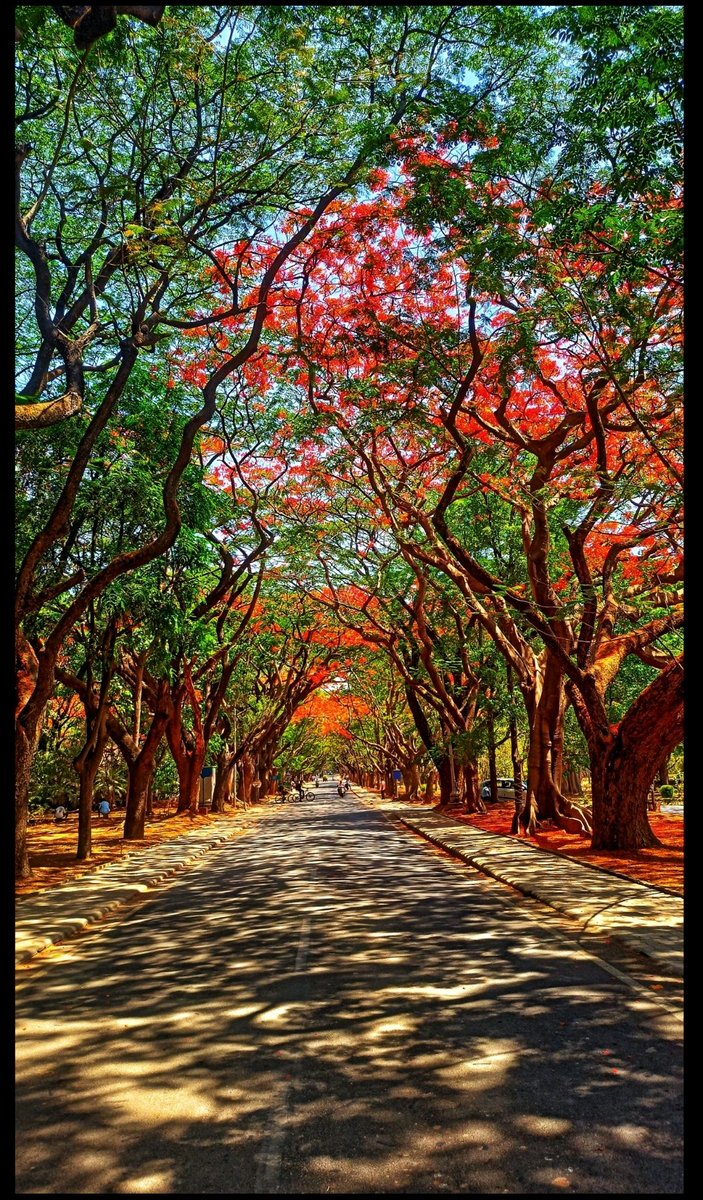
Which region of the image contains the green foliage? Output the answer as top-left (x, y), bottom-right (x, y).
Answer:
top-left (16, 6), bottom-right (683, 824)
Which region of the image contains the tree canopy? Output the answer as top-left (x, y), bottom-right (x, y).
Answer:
top-left (16, 5), bottom-right (683, 877)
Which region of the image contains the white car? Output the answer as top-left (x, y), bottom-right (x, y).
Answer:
top-left (481, 778), bottom-right (527, 802)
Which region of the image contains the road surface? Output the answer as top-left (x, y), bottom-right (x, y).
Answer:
top-left (15, 783), bottom-right (683, 1193)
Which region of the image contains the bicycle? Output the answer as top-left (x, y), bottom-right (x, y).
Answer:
top-left (276, 788), bottom-right (315, 803)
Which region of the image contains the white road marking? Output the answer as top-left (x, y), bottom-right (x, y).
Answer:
top-left (254, 890), bottom-right (315, 1192)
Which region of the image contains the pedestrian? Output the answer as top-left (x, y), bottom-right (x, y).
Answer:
top-left (98, 799), bottom-right (111, 819)
top-left (380, 784), bottom-right (386, 800)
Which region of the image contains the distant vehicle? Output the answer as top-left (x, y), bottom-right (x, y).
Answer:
top-left (481, 778), bottom-right (528, 802)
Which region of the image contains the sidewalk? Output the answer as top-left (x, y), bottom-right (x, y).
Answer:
top-left (354, 789), bottom-right (683, 982)
top-left (15, 822), bottom-right (246, 966)
top-left (16, 791), bottom-right (683, 980)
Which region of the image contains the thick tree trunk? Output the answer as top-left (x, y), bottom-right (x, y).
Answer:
top-left (422, 766), bottom-right (437, 803)
top-left (462, 760), bottom-right (484, 813)
top-left (74, 722), bottom-right (108, 860)
top-left (401, 764), bottom-right (420, 800)
top-left (172, 743), bottom-right (203, 815)
top-left (121, 688), bottom-right (170, 839)
top-left (509, 702), bottom-right (525, 835)
top-left (123, 753), bottom-right (157, 839)
top-left (521, 653), bottom-right (591, 837)
top-left (212, 752), bottom-right (234, 812)
top-left (591, 656), bottom-right (683, 850)
top-left (435, 756), bottom-right (454, 808)
top-left (15, 723), bottom-right (35, 879)
top-left (486, 708), bottom-right (499, 805)
top-left (15, 630), bottom-right (50, 878)
top-left (530, 655), bottom-right (566, 824)
top-left (240, 754), bottom-right (254, 806)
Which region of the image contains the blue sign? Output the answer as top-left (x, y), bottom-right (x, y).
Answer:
top-left (392, 770), bottom-right (402, 780)
top-left (201, 766), bottom-right (214, 778)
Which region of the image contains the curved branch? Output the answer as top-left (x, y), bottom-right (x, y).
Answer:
top-left (15, 390), bottom-right (83, 430)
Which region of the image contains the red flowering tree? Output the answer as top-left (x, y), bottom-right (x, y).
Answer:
top-left (244, 137), bottom-right (682, 848)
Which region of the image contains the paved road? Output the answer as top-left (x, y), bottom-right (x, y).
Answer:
top-left (15, 784), bottom-right (683, 1194)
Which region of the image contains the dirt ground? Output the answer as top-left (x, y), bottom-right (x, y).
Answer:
top-left (16, 794), bottom-right (683, 898)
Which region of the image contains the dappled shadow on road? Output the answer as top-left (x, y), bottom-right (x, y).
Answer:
top-left (16, 795), bottom-right (682, 1194)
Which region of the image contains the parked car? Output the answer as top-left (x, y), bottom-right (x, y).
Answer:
top-left (481, 778), bottom-right (528, 802)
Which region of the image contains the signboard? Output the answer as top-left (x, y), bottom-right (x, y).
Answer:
top-left (201, 766), bottom-right (214, 778)
top-left (392, 770), bottom-right (402, 781)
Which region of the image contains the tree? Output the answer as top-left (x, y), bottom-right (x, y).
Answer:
top-left (16, 5), bottom-right (478, 875)
top-left (252, 63), bottom-right (682, 846)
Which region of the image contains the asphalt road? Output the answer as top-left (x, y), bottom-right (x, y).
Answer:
top-left (15, 784), bottom-right (683, 1194)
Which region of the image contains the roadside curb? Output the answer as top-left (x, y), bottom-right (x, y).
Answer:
top-left (15, 826), bottom-right (246, 966)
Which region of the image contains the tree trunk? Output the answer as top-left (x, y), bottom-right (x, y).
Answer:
top-left (124, 753), bottom-right (157, 839)
top-left (212, 752), bottom-right (234, 812)
top-left (146, 774), bottom-right (155, 820)
top-left (121, 686), bottom-right (171, 839)
top-left (240, 754), bottom-right (254, 806)
top-left (74, 720), bottom-right (109, 860)
top-left (563, 763), bottom-right (583, 796)
top-left (434, 756), bottom-right (454, 808)
top-left (73, 685), bottom-right (112, 860)
top-left (486, 708), bottom-right (499, 805)
top-left (401, 764), bottom-right (420, 801)
top-left (15, 630), bottom-right (50, 878)
top-left (530, 654), bottom-right (566, 823)
top-left (15, 723), bottom-right (35, 879)
top-left (521, 652), bottom-right (591, 836)
top-left (508, 697), bottom-right (525, 835)
top-left (591, 656), bottom-right (683, 850)
top-left (172, 742), bottom-right (203, 815)
top-left (463, 760), bottom-right (484, 813)
top-left (422, 766), bottom-right (436, 803)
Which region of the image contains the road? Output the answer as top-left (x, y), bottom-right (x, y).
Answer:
top-left (15, 783), bottom-right (683, 1194)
